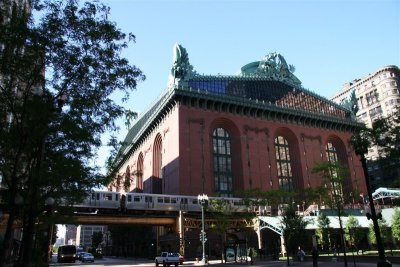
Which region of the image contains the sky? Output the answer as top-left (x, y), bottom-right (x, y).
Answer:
top-left (95, 0), bottom-right (400, 170)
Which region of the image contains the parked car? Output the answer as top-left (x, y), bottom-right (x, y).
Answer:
top-left (76, 252), bottom-right (85, 261)
top-left (80, 252), bottom-right (95, 263)
top-left (178, 253), bottom-right (184, 265)
top-left (155, 252), bottom-right (180, 267)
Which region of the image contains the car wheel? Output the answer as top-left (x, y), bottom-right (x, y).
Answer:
top-left (155, 260), bottom-right (159, 267)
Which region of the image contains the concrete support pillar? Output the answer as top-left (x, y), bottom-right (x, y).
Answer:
top-left (253, 218), bottom-right (262, 250)
top-left (280, 235), bottom-right (286, 256)
top-left (178, 210), bottom-right (185, 256)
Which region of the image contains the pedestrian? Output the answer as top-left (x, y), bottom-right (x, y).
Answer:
top-left (312, 247), bottom-right (319, 267)
top-left (297, 247), bottom-right (305, 262)
top-left (248, 248), bottom-right (253, 265)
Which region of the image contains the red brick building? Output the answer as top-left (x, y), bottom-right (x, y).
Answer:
top-left (109, 44), bottom-right (367, 204)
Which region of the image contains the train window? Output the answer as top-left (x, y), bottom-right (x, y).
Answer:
top-left (134, 196), bottom-right (141, 202)
top-left (104, 194), bottom-right (112, 200)
top-left (192, 199), bottom-right (198, 205)
top-left (145, 196), bottom-right (153, 203)
top-left (164, 197), bottom-right (170, 204)
top-left (157, 197), bottom-right (164, 203)
top-left (91, 193), bottom-right (96, 200)
top-left (127, 195), bottom-right (132, 202)
top-left (115, 194), bottom-right (119, 201)
top-left (233, 200), bottom-right (242, 206)
top-left (181, 198), bottom-right (188, 204)
top-left (170, 198), bottom-right (177, 204)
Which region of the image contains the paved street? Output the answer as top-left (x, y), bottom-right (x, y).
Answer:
top-left (47, 256), bottom-right (400, 267)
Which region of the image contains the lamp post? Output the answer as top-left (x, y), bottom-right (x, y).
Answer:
top-left (45, 197), bottom-right (55, 265)
top-left (197, 194), bottom-right (208, 265)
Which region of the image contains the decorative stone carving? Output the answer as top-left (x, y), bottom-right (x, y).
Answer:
top-left (171, 43), bottom-right (194, 79)
top-left (257, 52), bottom-right (302, 87)
top-left (340, 90), bottom-right (358, 118)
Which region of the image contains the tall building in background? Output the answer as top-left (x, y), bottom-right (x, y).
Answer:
top-left (76, 225), bottom-right (106, 249)
top-left (65, 225), bottom-right (77, 246)
top-left (331, 65), bottom-right (400, 189)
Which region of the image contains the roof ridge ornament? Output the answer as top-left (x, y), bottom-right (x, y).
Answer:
top-left (168, 43), bottom-right (196, 89)
top-left (256, 52), bottom-right (302, 87)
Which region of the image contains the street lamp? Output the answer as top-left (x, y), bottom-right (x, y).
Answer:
top-left (197, 194), bottom-right (208, 265)
top-left (45, 197), bottom-right (55, 264)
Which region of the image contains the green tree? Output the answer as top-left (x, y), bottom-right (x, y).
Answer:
top-left (208, 198), bottom-right (234, 263)
top-left (92, 231), bottom-right (103, 252)
top-left (312, 161), bottom-right (350, 262)
top-left (344, 216), bottom-right (364, 251)
top-left (281, 205), bottom-right (309, 258)
top-left (316, 213), bottom-right (331, 251)
top-left (368, 218), bottom-right (391, 247)
top-left (0, 0), bottom-right (144, 265)
top-left (391, 208), bottom-right (400, 241)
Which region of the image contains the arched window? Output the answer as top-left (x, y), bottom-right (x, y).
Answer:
top-left (136, 153), bottom-right (144, 191)
top-left (213, 128), bottom-right (233, 197)
top-left (326, 142), bottom-right (338, 163)
top-left (325, 142), bottom-right (343, 197)
top-left (124, 166), bottom-right (131, 191)
top-left (275, 136), bottom-right (294, 192)
top-left (153, 134), bottom-right (163, 178)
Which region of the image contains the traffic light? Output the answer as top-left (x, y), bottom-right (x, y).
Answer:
top-left (199, 232), bottom-right (207, 242)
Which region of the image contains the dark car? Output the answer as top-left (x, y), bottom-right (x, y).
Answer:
top-left (76, 252), bottom-right (85, 261)
top-left (81, 252), bottom-right (95, 262)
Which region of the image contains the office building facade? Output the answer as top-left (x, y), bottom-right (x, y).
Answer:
top-left (331, 65), bottom-right (400, 189)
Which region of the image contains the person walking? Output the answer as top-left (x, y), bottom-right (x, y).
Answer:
top-left (297, 247), bottom-right (305, 262)
top-left (312, 247), bottom-right (319, 267)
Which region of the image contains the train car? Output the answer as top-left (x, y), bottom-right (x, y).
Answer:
top-left (73, 190), bottom-right (267, 214)
top-left (74, 190), bottom-right (121, 211)
top-left (125, 193), bottom-right (202, 212)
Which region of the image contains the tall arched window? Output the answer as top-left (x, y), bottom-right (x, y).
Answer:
top-left (275, 136), bottom-right (294, 192)
top-left (153, 134), bottom-right (163, 179)
top-left (136, 153), bottom-right (144, 191)
top-left (124, 166), bottom-right (131, 191)
top-left (325, 142), bottom-right (343, 197)
top-left (213, 128), bottom-right (233, 197)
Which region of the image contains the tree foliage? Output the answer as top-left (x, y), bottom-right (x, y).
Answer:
top-left (281, 205), bottom-right (309, 256)
top-left (368, 218), bottom-right (391, 246)
top-left (344, 216), bottom-right (364, 250)
top-left (391, 208), bottom-right (400, 241)
top-left (316, 213), bottom-right (331, 250)
top-left (312, 161), bottom-right (350, 210)
top-left (91, 231), bottom-right (103, 250)
top-left (0, 0), bottom-right (144, 265)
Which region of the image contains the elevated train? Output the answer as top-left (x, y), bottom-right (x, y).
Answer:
top-left (73, 190), bottom-right (271, 214)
